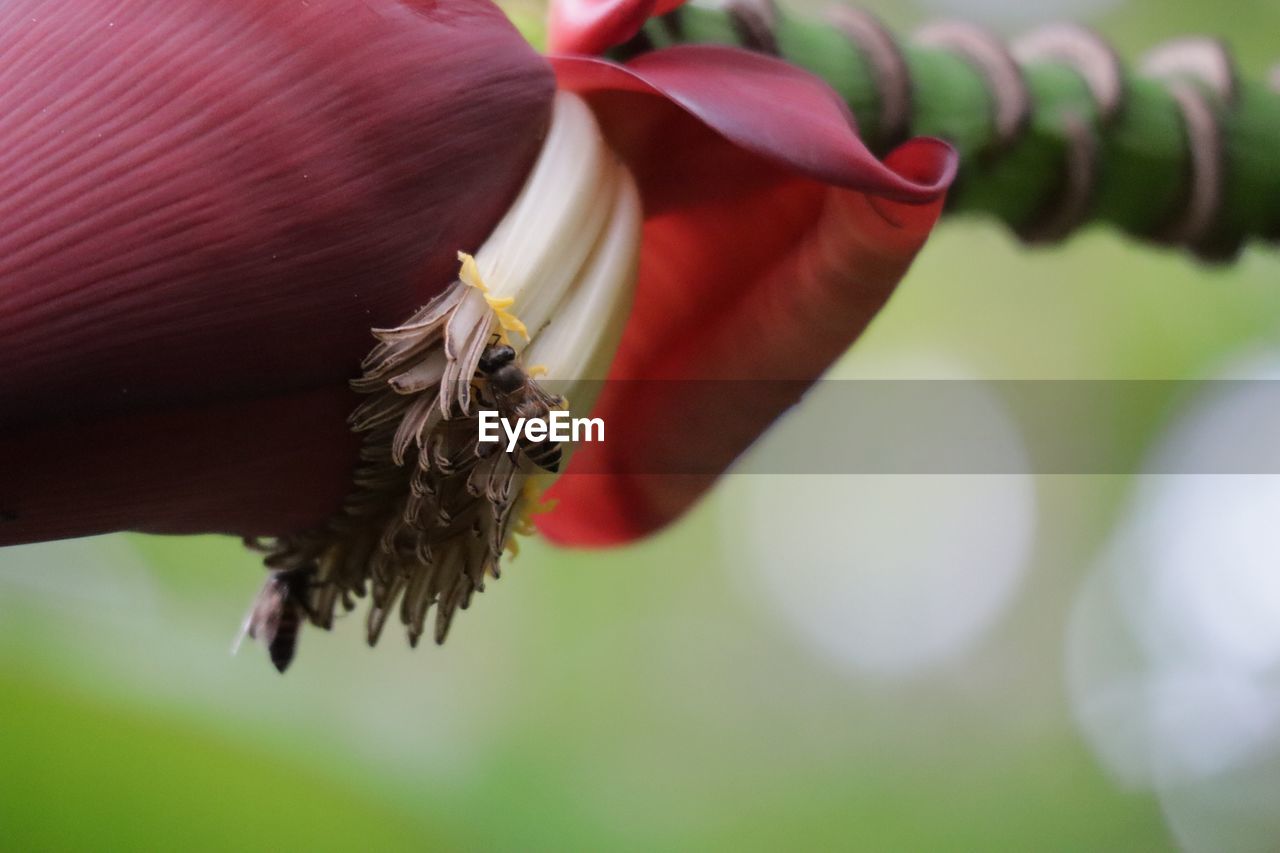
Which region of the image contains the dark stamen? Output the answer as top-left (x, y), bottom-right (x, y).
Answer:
top-left (1016, 113), bottom-right (1100, 244)
top-left (1012, 23), bottom-right (1126, 124)
top-left (825, 6), bottom-right (912, 151)
top-left (724, 0), bottom-right (780, 56)
top-left (914, 21), bottom-right (1030, 151)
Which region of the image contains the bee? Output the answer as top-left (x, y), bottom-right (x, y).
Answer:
top-left (233, 566), bottom-right (315, 673)
top-left (476, 342), bottom-right (566, 472)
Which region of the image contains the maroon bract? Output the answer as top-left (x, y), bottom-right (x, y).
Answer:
top-left (0, 0), bottom-right (955, 649)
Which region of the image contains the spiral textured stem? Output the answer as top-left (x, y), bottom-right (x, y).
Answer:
top-left (621, 2), bottom-right (1280, 261)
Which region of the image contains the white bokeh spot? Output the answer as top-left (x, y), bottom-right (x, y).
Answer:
top-left (727, 354), bottom-right (1037, 678)
top-left (1068, 351), bottom-right (1280, 853)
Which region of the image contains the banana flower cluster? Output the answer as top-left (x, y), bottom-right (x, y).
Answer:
top-left (0, 0), bottom-right (955, 651)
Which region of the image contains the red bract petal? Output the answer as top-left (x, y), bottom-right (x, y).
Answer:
top-left (0, 0), bottom-right (553, 426)
top-left (0, 0), bottom-right (553, 542)
top-left (552, 49), bottom-right (954, 202)
top-left (548, 0), bottom-right (685, 55)
top-left (0, 390), bottom-right (358, 544)
top-left (538, 61), bottom-right (955, 545)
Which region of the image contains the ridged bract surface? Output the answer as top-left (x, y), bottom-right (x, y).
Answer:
top-left (0, 0), bottom-right (553, 424)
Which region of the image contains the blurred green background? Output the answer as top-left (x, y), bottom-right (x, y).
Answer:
top-left (5, 0), bottom-right (1280, 850)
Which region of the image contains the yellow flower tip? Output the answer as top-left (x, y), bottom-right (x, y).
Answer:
top-left (526, 364), bottom-right (549, 378)
top-left (504, 537), bottom-right (521, 560)
top-left (499, 313), bottom-right (529, 340)
top-left (520, 478), bottom-right (560, 516)
top-left (502, 479), bottom-right (559, 545)
top-left (529, 497), bottom-right (559, 516)
top-left (457, 251), bottom-right (486, 292)
top-left (457, 251), bottom-right (530, 343)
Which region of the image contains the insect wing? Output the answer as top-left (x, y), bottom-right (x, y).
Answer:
top-left (516, 380), bottom-right (565, 419)
top-left (231, 577), bottom-right (286, 655)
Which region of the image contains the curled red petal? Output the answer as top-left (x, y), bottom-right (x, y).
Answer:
top-left (553, 49), bottom-right (956, 203)
top-left (540, 48), bottom-right (955, 545)
top-left (548, 0), bottom-right (686, 55)
top-left (0, 0), bottom-right (553, 428)
top-left (538, 131), bottom-right (954, 544)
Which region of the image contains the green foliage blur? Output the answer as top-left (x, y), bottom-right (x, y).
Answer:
top-left (4, 0), bottom-right (1280, 849)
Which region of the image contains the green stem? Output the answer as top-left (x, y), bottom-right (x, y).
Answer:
top-left (626, 4), bottom-right (1280, 260)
